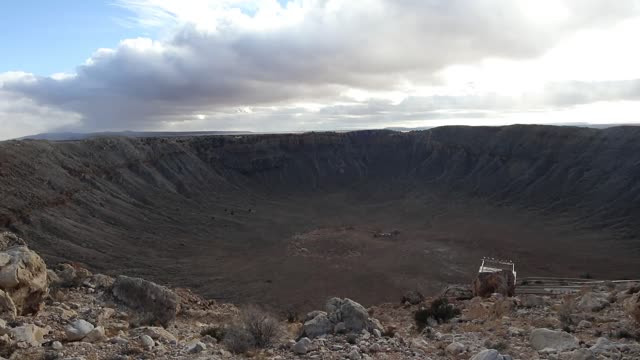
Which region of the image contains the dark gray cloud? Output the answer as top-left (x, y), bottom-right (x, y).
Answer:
top-left (1, 0), bottom-right (640, 136)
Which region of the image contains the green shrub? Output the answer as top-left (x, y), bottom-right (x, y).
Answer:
top-left (200, 326), bottom-right (226, 342)
top-left (414, 298), bottom-right (460, 329)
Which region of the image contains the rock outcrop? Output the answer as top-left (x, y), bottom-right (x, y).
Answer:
top-left (303, 298), bottom-right (383, 338)
top-left (112, 275), bottom-right (180, 328)
top-left (472, 270), bottom-right (515, 298)
top-left (0, 232), bottom-right (48, 316)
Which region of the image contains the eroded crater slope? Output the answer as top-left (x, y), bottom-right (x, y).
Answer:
top-left (1, 125), bottom-right (639, 309)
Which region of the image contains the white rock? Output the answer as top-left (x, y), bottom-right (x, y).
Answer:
top-left (577, 292), bottom-right (609, 312)
top-left (186, 340), bottom-right (207, 353)
top-left (589, 337), bottom-right (620, 355)
top-left (52, 341), bottom-right (63, 350)
top-left (446, 341), bottom-right (466, 355)
top-left (293, 337), bottom-right (312, 355)
top-left (530, 328), bottom-right (579, 352)
top-left (65, 319), bottom-right (94, 341)
top-left (83, 326), bottom-right (106, 343)
top-left (348, 347), bottom-right (362, 360)
top-left (559, 348), bottom-right (596, 360)
top-left (10, 324), bottom-right (46, 347)
top-left (304, 313), bottom-right (334, 338)
top-left (470, 349), bottom-right (511, 360)
top-left (140, 334), bottom-right (155, 349)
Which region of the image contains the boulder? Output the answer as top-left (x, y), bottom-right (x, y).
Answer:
top-left (51, 263), bottom-right (93, 288)
top-left (577, 292), bottom-right (609, 312)
top-left (340, 299), bottom-right (370, 332)
top-left (90, 274), bottom-right (115, 289)
top-left (10, 324), bottom-right (46, 347)
top-left (112, 275), bottom-right (180, 328)
top-left (472, 270), bottom-right (515, 298)
top-left (140, 334), bottom-right (155, 349)
top-left (303, 313), bottom-right (334, 338)
top-left (83, 326), bottom-right (107, 343)
top-left (0, 232), bottom-right (25, 249)
top-left (624, 292), bottom-right (640, 324)
top-left (445, 341), bottom-right (466, 355)
top-left (186, 340), bottom-right (206, 353)
top-left (439, 284), bottom-right (473, 300)
top-left (304, 310), bottom-right (327, 322)
top-left (0, 234), bottom-right (49, 316)
top-left (0, 289), bottom-right (17, 319)
top-left (293, 337), bottom-right (312, 354)
top-left (65, 319), bottom-right (95, 341)
top-left (470, 349), bottom-right (512, 360)
top-left (558, 349), bottom-right (596, 360)
top-left (130, 326), bottom-right (177, 343)
top-left (530, 328), bottom-right (579, 352)
top-left (589, 337), bottom-right (620, 356)
top-left (401, 290), bottom-right (424, 305)
top-left (520, 294), bottom-right (545, 308)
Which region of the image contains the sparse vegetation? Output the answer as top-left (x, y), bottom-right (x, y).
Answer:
top-left (558, 297), bottom-right (576, 330)
top-left (414, 298), bottom-right (460, 329)
top-left (223, 306), bottom-right (282, 353)
top-left (579, 272), bottom-right (593, 279)
top-left (284, 307), bottom-right (299, 323)
top-left (200, 326), bottom-right (226, 342)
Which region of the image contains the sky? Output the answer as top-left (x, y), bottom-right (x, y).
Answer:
top-left (1, 0), bottom-right (640, 140)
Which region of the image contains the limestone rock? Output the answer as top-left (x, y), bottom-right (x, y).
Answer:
top-left (0, 289), bottom-right (16, 319)
top-left (304, 313), bottom-right (334, 338)
top-left (83, 326), bottom-right (107, 343)
top-left (140, 334), bottom-right (155, 349)
top-left (51, 263), bottom-right (92, 288)
top-left (293, 337), bottom-right (312, 354)
top-left (530, 328), bottom-right (579, 352)
top-left (65, 319), bottom-right (95, 341)
top-left (445, 341), bottom-right (466, 355)
top-left (0, 232), bottom-right (25, 250)
top-left (576, 292), bottom-right (609, 312)
top-left (559, 348), bottom-right (597, 360)
top-left (304, 310), bottom-right (327, 322)
top-left (470, 349), bottom-right (512, 360)
top-left (186, 340), bottom-right (206, 353)
top-left (90, 274), bottom-right (115, 289)
top-left (112, 275), bottom-right (180, 328)
top-left (472, 270), bottom-right (515, 298)
top-left (0, 236), bottom-right (49, 316)
top-left (10, 324), bottom-right (46, 347)
top-left (131, 326), bottom-right (177, 343)
top-left (520, 294), bottom-right (545, 308)
top-left (340, 299), bottom-right (370, 332)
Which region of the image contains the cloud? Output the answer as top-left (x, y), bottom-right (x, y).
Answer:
top-left (1, 0), bottom-right (640, 138)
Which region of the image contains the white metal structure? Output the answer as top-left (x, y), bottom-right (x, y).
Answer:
top-left (478, 257), bottom-right (517, 285)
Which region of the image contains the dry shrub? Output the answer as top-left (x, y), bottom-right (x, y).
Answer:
top-left (558, 296), bottom-right (577, 330)
top-left (223, 305), bottom-right (282, 354)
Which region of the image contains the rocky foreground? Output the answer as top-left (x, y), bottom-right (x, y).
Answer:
top-left (1, 232), bottom-right (639, 360)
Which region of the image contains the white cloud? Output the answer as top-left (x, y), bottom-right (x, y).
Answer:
top-left (1, 0), bottom-right (640, 139)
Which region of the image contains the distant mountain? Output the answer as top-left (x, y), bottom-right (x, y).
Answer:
top-left (18, 130), bottom-right (253, 141)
